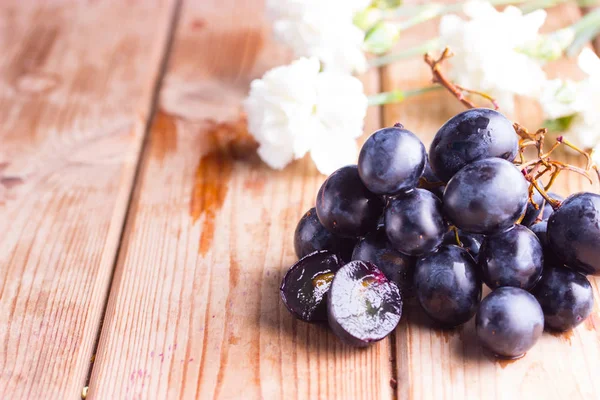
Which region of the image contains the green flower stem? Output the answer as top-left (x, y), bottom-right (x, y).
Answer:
top-left (369, 38), bottom-right (439, 67)
top-left (367, 86), bottom-right (442, 106)
top-left (566, 8), bottom-right (600, 55)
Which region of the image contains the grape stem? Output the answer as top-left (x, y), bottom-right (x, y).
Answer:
top-left (424, 48), bottom-right (499, 110)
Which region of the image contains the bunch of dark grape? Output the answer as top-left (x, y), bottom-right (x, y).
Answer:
top-left (280, 108), bottom-right (599, 358)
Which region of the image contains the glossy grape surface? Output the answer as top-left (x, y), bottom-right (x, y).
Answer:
top-left (352, 229), bottom-right (415, 295)
top-left (476, 287), bottom-right (544, 359)
top-left (358, 127), bottom-right (426, 195)
top-left (541, 192), bottom-right (564, 221)
top-left (429, 108), bottom-right (518, 182)
top-left (548, 192), bottom-right (600, 275)
top-left (414, 245), bottom-right (481, 326)
top-left (533, 267), bottom-right (594, 331)
top-left (521, 186), bottom-right (544, 227)
top-left (316, 165), bottom-right (384, 238)
top-left (327, 261), bottom-right (402, 347)
top-left (385, 188), bottom-right (446, 256)
top-left (280, 251), bottom-right (342, 322)
top-left (294, 207), bottom-right (355, 261)
top-left (479, 225), bottom-right (543, 290)
top-left (443, 158), bottom-right (528, 234)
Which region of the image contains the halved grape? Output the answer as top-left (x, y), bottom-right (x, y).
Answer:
top-left (358, 126), bottom-right (426, 195)
top-left (327, 261), bottom-right (402, 347)
top-left (352, 229), bottom-right (415, 294)
top-left (429, 108), bottom-right (518, 182)
top-left (280, 251), bottom-right (342, 322)
top-left (443, 158), bottom-right (528, 234)
top-left (316, 165), bottom-right (384, 238)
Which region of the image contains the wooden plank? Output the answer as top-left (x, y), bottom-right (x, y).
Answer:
top-left (383, 3), bottom-right (600, 399)
top-left (87, 0), bottom-right (393, 399)
top-left (0, 1), bottom-right (176, 399)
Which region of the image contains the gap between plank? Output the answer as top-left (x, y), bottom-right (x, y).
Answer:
top-left (82, 0), bottom-right (184, 389)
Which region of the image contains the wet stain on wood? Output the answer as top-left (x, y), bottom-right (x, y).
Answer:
top-left (548, 329), bottom-right (574, 344)
top-left (190, 115), bottom-right (257, 255)
top-left (150, 111), bottom-right (178, 162)
top-left (433, 328), bottom-right (455, 344)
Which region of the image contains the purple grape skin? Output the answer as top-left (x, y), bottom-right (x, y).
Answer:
top-left (541, 192), bottom-right (564, 221)
top-left (443, 158), bottom-right (528, 234)
top-left (429, 108), bottom-right (518, 182)
top-left (316, 165), bottom-right (384, 238)
top-left (530, 221), bottom-right (548, 248)
top-left (478, 225), bottom-right (543, 291)
top-left (548, 192), bottom-right (600, 276)
top-left (476, 287), bottom-right (544, 359)
top-left (441, 229), bottom-right (484, 259)
top-left (533, 267), bottom-right (594, 331)
top-left (358, 127), bottom-right (426, 195)
top-left (352, 229), bottom-right (415, 295)
top-left (294, 207), bottom-right (355, 261)
top-left (414, 245), bottom-right (482, 327)
top-left (327, 261), bottom-right (402, 347)
top-left (385, 188), bottom-right (446, 256)
top-left (280, 251), bottom-right (342, 322)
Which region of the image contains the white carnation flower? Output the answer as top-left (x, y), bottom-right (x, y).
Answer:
top-left (564, 49), bottom-right (600, 149)
top-left (439, 1), bottom-right (547, 113)
top-left (539, 79), bottom-right (581, 120)
top-left (266, 0), bottom-right (370, 74)
top-left (243, 58), bottom-right (368, 175)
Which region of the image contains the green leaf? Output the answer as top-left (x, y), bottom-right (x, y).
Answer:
top-left (543, 114), bottom-right (578, 133)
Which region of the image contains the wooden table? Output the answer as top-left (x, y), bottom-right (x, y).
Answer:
top-left (1, 1), bottom-right (599, 399)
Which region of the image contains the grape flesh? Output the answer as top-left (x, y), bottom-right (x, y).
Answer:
top-left (478, 225), bottom-right (543, 290)
top-left (476, 287), bottom-right (544, 359)
top-left (280, 251), bottom-right (342, 322)
top-left (352, 229), bottom-right (415, 295)
top-left (294, 207), bottom-right (355, 261)
top-left (316, 165), bottom-right (384, 238)
top-left (385, 188), bottom-right (446, 256)
top-left (414, 245), bottom-right (482, 326)
top-left (327, 261), bottom-right (402, 347)
top-left (533, 267), bottom-right (594, 331)
top-left (548, 192), bottom-right (600, 275)
top-left (443, 158), bottom-right (528, 234)
top-left (358, 127), bottom-right (426, 195)
top-left (429, 108), bottom-right (518, 182)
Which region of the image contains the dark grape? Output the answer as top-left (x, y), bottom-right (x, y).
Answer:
top-left (316, 165), bottom-right (384, 238)
top-left (533, 267), bottom-right (594, 331)
top-left (385, 188), bottom-right (446, 256)
top-left (429, 108), bottom-right (518, 182)
top-left (414, 245), bottom-right (482, 327)
top-left (358, 127), bottom-right (426, 195)
top-left (352, 229), bottom-right (415, 294)
top-left (476, 287), bottom-right (544, 359)
top-left (530, 221), bottom-right (548, 249)
top-left (478, 225), bottom-right (543, 290)
top-left (280, 251), bottom-right (342, 322)
top-left (294, 207), bottom-right (355, 261)
top-left (443, 158), bottom-right (528, 234)
top-left (327, 261), bottom-right (402, 346)
top-left (418, 159), bottom-right (445, 199)
top-left (441, 229), bottom-right (484, 259)
top-left (548, 192), bottom-right (600, 275)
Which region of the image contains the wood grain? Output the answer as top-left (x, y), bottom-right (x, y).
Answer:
top-left (0, 1), bottom-right (176, 399)
top-left (87, 1), bottom-right (393, 399)
top-left (383, 2), bottom-right (600, 399)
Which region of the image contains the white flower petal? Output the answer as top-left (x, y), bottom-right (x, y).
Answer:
top-left (578, 48), bottom-right (600, 79)
top-left (311, 135), bottom-right (358, 175)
